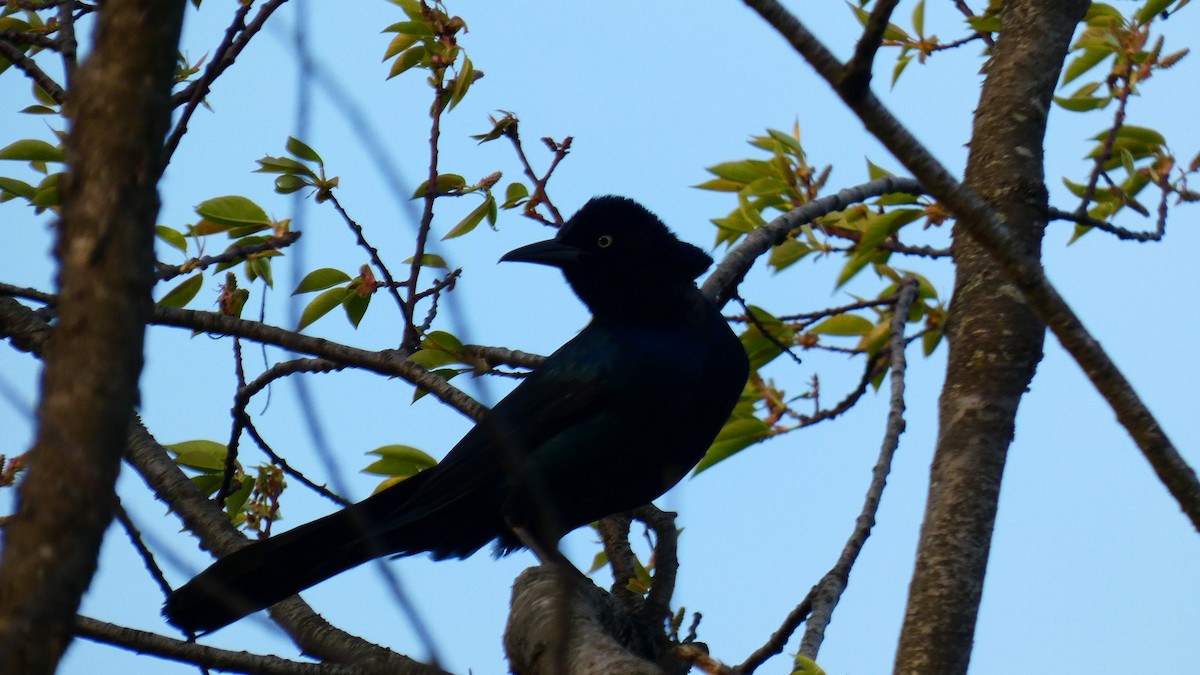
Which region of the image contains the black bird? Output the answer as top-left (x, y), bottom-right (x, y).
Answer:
top-left (163, 196), bottom-right (749, 633)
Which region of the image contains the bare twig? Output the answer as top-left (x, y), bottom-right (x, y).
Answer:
top-left (325, 193), bottom-right (409, 317)
top-left (734, 587), bottom-right (815, 674)
top-left (1047, 206), bottom-right (1166, 242)
top-left (505, 122), bottom-right (568, 226)
top-left (112, 502), bottom-right (173, 601)
top-left (162, 0), bottom-right (289, 166)
top-left (798, 277), bottom-right (917, 659)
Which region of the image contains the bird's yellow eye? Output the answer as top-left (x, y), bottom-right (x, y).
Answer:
top-left (597, 234), bottom-right (614, 249)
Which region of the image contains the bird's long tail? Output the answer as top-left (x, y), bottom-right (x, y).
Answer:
top-left (163, 479), bottom-right (425, 634)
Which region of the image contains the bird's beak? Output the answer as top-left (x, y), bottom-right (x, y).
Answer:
top-left (500, 239), bottom-right (582, 268)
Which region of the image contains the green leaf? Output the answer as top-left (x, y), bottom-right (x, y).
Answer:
top-left (286, 136), bottom-right (323, 164)
top-left (166, 440), bottom-right (229, 472)
top-left (1062, 48), bottom-right (1112, 86)
top-left (912, 0), bottom-right (925, 36)
top-left (155, 225), bottom-right (188, 253)
top-left (1135, 0), bottom-right (1175, 24)
top-left (342, 291), bottom-right (370, 328)
top-left (383, 32), bottom-right (421, 61)
top-left (421, 330), bottom-right (464, 353)
top-left (195, 195), bottom-right (271, 229)
top-left (274, 174), bottom-right (310, 194)
top-left (293, 267), bottom-right (351, 294)
top-left (409, 349), bottom-right (461, 369)
top-left (706, 159), bottom-right (771, 184)
top-left (1053, 94), bottom-right (1112, 112)
top-left (223, 476), bottom-right (254, 514)
top-left (402, 253), bottom-right (448, 268)
top-left (811, 314), bottom-right (874, 336)
top-left (448, 55), bottom-right (474, 111)
top-left (383, 20), bottom-right (435, 36)
top-left (412, 368), bottom-right (461, 402)
top-left (362, 444), bottom-right (438, 478)
top-left (255, 155), bottom-right (318, 178)
top-left (693, 177), bottom-right (744, 192)
top-left (297, 287), bottom-right (351, 331)
top-left (768, 239), bottom-right (812, 272)
top-left (694, 417), bottom-right (770, 474)
top-left (158, 273), bottom-right (203, 308)
top-left (0, 176), bottom-right (36, 200)
top-left (502, 181), bottom-right (529, 208)
top-left (412, 173), bottom-right (467, 198)
top-left (442, 196), bottom-right (492, 239)
top-left (388, 44), bottom-right (427, 79)
top-left (0, 139), bottom-right (63, 163)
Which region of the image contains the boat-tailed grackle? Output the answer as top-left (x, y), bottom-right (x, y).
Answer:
top-left (163, 196), bottom-right (749, 633)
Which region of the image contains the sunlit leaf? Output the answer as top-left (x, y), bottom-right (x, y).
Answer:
top-left (158, 273), bottom-right (203, 308)
top-left (293, 267), bottom-right (351, 294)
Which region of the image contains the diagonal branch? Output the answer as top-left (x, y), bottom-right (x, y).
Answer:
top-left (742, 0), bottom-right (1200, 533)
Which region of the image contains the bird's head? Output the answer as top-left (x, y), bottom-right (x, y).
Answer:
top-left (501, 196), bottom-right (712, 316)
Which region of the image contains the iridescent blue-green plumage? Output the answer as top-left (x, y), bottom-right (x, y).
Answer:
top-left (164, 196), bottom-right (749, 633)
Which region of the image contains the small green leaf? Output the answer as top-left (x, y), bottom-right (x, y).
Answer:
top-left (912, 0), bottom-right (925, 37)
top-left (448, 56), bottom-right (474, 111)
top-left (768, 239), bottom-right (812, 272)
top-left (298, 287), bottom-right (351, 330)
top-left (388, 44), bottom-right (426, 79)
top-left (0, 176), bottom-right (37, 200)
top-left (412, 173), bottom-right (467, 198)
top-left (166, 440), bottom-right (229, 472)
top-left (286, 136), bottom-right (323, 165)
top-left (693, 177), bottom-right (744, 192)
top-left (383, 20), bottom-right (435, 36)
top-left (195, 195), bottom-right (271, 229)
top-left (421, 330), bottom-right (464, 353)
top-left (274, 174), bottom-right (310, 194)
top-left (811, 314), bottom-right (874, 336)
top-left (155, 225), bottom-right (188, 253)
top-left (294, 266), bottom-right (350, 293)
top-left (383, 32), bottom-right (421, 60)
top-left (1135, 0), bottom-right (1175, 24)
top-left (0, 139), bottom-right (63, 163)
top-left (442, 197), bottom-right (491, 239)
top-left (694, 417), bottom-right (770, 474)
top-left (342, 291), bottom-right (370, 327)
top-left (362, 444), bottom-right (438, 478)
top-left (502, 181), bottom-right (529, 208)
top-left (402, 253), bottom-right (448, 268)
top-left (158, 273), bottom-right (203, 308)
top-left (1062, 48), bottom-right (1112, 86)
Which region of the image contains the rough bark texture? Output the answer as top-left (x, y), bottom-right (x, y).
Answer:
top-left (0, 2), bottom-right (185, 673)
top-left (505, 566), bottom-right (685, 675)
top-left (893, 2), bottom-right (1089, 673)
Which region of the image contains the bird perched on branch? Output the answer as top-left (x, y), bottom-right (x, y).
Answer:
top-left (164, 195), bottom-right (749, 634)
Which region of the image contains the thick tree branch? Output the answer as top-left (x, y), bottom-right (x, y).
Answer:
top-left (0, 2), bottom-right (185, 672)
top-left (701, 176), bottom-right (923, 309)
top-left (75, 616), bottom-right (366, 675)
top-left (742, 0), bottom-right (1200, 537)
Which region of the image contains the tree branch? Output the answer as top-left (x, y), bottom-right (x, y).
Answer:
top-left (742, 0), bottom-right (1200, 536)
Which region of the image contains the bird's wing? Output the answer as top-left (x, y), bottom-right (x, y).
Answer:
top-left (378, 328), bottom-right (615, 527)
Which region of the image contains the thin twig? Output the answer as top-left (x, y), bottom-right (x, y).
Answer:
top-left (325, 193), bottom-right (409, 318)
top-left (112, 501), bottom-right (173, 601)
top-left (155, 231), bottom-right (301, 282)
top-left (505, 123), bottom-right (568, 226)
top-left (798, 277), bottom-right (917, 659)
top-left (0, 39), bottom-right (65, 104)
top-left (734, 294), bottom-right (803, 366)
top-left (1047, 206), bottom-right (1166, 242)
top-left (162, 0), bottom-right (289, 166)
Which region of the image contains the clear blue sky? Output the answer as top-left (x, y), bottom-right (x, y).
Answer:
top-left (1, 2), bottom-right (1198, 673)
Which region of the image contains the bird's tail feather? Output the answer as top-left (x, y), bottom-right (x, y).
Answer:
top-left (164, 478), bottom-right (427, 633)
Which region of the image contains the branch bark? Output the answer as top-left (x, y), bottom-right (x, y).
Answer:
top-left (896, 5), bottom-right (1086, 672)
top-left (0, 1), bottom-right (186, 672)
